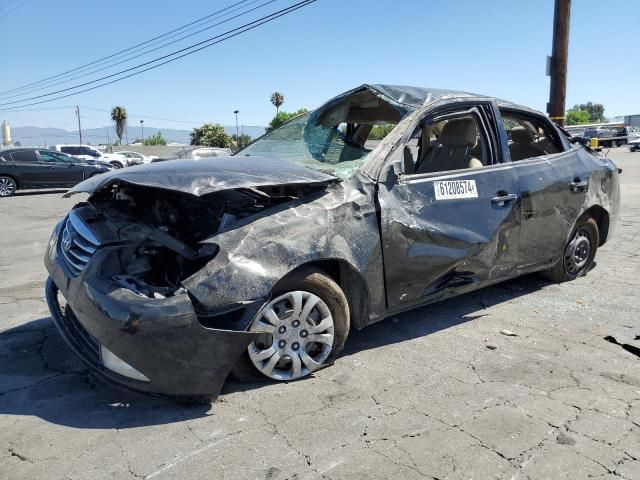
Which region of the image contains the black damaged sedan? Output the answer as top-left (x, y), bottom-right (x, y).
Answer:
top-left (44, 85), bottom-right (620, 402)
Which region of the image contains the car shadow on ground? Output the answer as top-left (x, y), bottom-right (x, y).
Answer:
top-left (0, 274), bottom-right (548, 429)
top-left (223, 273), bottom-right (548, 393)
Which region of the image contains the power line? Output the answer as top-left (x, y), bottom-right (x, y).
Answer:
top-left (0, 0), bottom-right (27, 22)
top-left (2, 104), bottom-right (207, 126)
top-left (0, 0), bottom-right (21, 14)
top-left (80, 106), bottom-right (207, 125)
top-left (0, 0), bottom-right (317, 110)
top-left (0, 0), bottom-right (276, 100)
top-left (0, 0), bottom-right (251, 96)
top-left (0, 1), bottom-right (313, 107)
top-left (0, 105), bottom-right (76, 113)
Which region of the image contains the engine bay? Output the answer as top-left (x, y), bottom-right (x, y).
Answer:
top-left (83, 181), bottom-right (324, 299)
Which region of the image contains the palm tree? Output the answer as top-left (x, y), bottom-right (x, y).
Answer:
top-left (270, 92), bottom-right (284, 115)
top-left (110, 106), bottom-right (128, 145)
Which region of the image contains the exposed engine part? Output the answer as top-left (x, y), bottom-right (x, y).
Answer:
top-left (86, 182), bottom-right (325, 298)
top-left (89, 182), bottom-right (309, 246)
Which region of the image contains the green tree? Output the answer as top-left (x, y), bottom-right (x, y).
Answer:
top-left (270, 92), bottom-right (284, 115)
top-left (570, 102), bottom-right (606, 123)
top-left (266, 108), bottom-right (309, 132)
top-left (368, 124), bottom-right (396, 140)
top-left (144, 131), bottom-right (167, 146)
top-left (231, 134), bottom-right (253, 150)
top-left (566, 109), bottom-right (590, 126)
top-left (190, 123), bottom-right (231, 147)
top-left (110, 106), bottom-right (128, 145)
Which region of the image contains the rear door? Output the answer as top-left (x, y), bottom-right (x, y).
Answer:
top-left (37, 151), bottom-right (85, 186)
top-left (3, 150), bottom-right (42, 188)
top-left (499, 109), bottom-right (589, 269)
top-left (378, 100), bottom-right (521, 310)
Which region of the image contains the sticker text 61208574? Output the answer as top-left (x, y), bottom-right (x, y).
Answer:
top-left (434, 179), bottom-right (478, 200)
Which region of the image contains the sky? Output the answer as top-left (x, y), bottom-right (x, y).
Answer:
top-left (1, 0), bottom-right (638, 132)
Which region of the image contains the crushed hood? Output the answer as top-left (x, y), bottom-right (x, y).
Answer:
top-left (64, 156), bottom-right (339, 197)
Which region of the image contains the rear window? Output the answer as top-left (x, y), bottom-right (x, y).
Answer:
top-left (60, 146), bottom-right (78, 155)
top-left (9, 150), bottom-right (38, 162)
top-left (79, 147), bottom-right (100, 157)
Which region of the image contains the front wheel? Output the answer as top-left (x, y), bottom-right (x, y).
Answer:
top-left (232, 268), bottom-right (350, 382)
top-left (0, 176), bottom-right (17, 197)
top-left (545, 216), bottom-right (599, 283)
top-left (109, 162), bottom-right (123, 169)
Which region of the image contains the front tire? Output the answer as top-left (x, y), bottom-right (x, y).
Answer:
top-left (232, 268), bottom-right (350, 382)
top-left (0, 176), bottom-right (17, 197)
top-left (109, 162), bottom-right (123, 169)
top-left (545, 216), bottom-right (599, 283)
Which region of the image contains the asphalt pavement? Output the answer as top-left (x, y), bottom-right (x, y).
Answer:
top-left (1, 148), bottom-right (639, 480)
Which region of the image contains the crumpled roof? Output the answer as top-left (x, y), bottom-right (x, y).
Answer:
top-left (368, 84), bottom-right (541, 114)
top-left (369, 84), bottom-right (475, 106)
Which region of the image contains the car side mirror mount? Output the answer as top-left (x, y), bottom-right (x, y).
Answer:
top-left (392, 160), bottom-right (403, 181)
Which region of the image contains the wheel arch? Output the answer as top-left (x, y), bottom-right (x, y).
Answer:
top-left (283, 259), bottom-right (370, 330)
top-left (0, 173), bottom-right (19, 189)
top-left (581, 205), bottom-right (609, 246)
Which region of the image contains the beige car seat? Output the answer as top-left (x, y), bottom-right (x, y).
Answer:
top-left (416, 118), bottom-right (483, 174)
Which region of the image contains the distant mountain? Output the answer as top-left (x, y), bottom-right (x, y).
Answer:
top-left (10, 124), bottom-right (266, 147)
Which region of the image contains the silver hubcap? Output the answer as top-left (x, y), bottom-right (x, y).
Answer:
top-left (248, 291), bottom-right (334, 381)
top-left (564, 229), bottom-right (591, 275)
top-left (0, 177), bottom-right (15, 196)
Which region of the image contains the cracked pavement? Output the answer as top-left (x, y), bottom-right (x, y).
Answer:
top-left (1, 150), bottom-right (639, 480)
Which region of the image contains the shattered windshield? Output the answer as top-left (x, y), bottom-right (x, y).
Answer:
top-left (239, 112), bottom-right (371, 179)
top-left (239, 86), bottom-right (414, 179)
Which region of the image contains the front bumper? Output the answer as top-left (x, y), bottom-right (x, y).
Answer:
top-left (44, 220), bottom-right (260, 400)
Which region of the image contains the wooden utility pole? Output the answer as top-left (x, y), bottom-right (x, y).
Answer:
top-left (75, 106), bottom-right (83, 144)
top-left (547, 0), bottom-right (571, 126)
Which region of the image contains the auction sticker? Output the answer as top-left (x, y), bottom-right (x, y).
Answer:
top-left (434, 179), bottom-right (478, 200)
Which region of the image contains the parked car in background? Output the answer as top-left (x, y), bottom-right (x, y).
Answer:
top-left (191, 147), bottom-right (233, 159)
top-left (116, 151), bottom-right (155, 165)
top-left (52, 145), bottom-right (127, 169)
top-left (628, 130), bottom-right (640, 152)
top-left (0, 148), bottom-right (111, 197)
top-left (45, 84), bottom-right (619, 402)
top-left (582, 126), bottom-right (630, 148)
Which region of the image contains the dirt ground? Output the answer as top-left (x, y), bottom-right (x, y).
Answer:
top-left (1, 148), bottom-right (638, 479)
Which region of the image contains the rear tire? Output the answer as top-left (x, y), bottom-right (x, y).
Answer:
top-left (545, 216), bottom-right (599, 283)
top-left (0, 176), bottom-right (17, 197)
top-left (231, 267), bottom-right (350, 382)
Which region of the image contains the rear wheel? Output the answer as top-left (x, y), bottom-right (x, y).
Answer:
top-left (545, 216), bottom-right (599, 282)
top-left (0, 176), bottom-right (17, 197)
top-left (232, 268), bottom-right (350, 382)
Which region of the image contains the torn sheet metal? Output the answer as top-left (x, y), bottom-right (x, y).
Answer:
top-left (63, 156), bottom-right (339, 197)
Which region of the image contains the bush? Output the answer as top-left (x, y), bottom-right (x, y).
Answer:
top-left (190, 123), bottom-right (231, 147)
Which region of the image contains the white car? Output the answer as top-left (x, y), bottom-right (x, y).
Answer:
top-left (116, 151), bottom-right (155, 165)
top-left (52, 145), bottom-right (127, 168)
top-left (628, 134), bottom-right (640, 152)
top-left (191, 147), bottom-right (232, 159)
